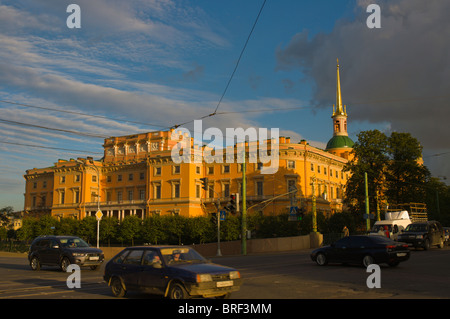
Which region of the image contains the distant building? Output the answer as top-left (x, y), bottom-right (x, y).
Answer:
top-left (23, 61), bottom-right (353, 220)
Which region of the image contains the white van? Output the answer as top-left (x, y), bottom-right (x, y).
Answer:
top-left (369, 211), bottom-right (412, 240)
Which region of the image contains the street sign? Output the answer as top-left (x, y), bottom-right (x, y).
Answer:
top-left (95, 210), bottom-right (103, 221)
top-left (289, 206), bottom-right (298, 221)
top-left (220, 210), bottom-right (226, 221)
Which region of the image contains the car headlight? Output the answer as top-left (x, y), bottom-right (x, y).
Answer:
top-left (230, 271), bottom-right (240, 280)
top-left (72, 253), bottom-right (86, 257)
top-left (416, 235), bottom-right (423, 239)
top-left (196, 274), bottom-right (212, 283)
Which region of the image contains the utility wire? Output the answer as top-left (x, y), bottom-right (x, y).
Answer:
top-left (171, 0), bottom-right (267, 129)
top-left (0, 100), bottom-right (166, 128)
top-left (0, 141), bottom-right (103, 154)
top-left (0, 118), bottom-right (108, 139)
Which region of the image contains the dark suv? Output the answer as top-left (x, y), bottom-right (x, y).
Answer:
top-left (28, 236), bottom-right (104, 271)
top-left (398, 221), bottom-right (445, 250)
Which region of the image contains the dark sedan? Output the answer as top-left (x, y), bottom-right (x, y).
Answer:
top-left (103, 246), bottom-right (242, 299)
top-left (311, 235), bottom-right (410, 267)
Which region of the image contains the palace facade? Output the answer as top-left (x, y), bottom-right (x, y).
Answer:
top-left (23, 62), bottom-right (354, 220)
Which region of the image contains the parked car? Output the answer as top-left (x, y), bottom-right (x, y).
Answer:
top-left (311, 235), bottom-right (410, 267)
top-left (103, 246), bottom-right (243, 299)
top-left (397, 221), bottom-right (445, 250)
top-left (28, 235), bottom-right (104, 271)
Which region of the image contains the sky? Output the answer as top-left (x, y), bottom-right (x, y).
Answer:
top-left (1, 0), bottom-right (449, 211)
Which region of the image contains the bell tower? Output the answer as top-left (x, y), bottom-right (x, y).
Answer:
top-left (326, 59), bottom-right (354, 159)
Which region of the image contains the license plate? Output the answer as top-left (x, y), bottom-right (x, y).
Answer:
top-left (89, 256), bottom-right (99, 261)
top-left (397, 253), bottom-right (407, 257)
top-left (216, 281), bottom-right (233, 288)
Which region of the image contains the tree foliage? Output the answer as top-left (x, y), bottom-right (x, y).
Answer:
top-left (344, 130), bottom-right (431, 214)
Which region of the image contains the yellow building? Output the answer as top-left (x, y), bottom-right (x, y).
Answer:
top-left (23, 61), bottom-right (353, 220)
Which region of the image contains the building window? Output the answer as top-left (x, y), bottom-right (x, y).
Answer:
top-left (33, 182), bottom-right (37, 189)
top-left (128, 173), bottom-right (133, 181)
top-left (196, 166), bottom-right (201, 174)
top-left (60, 176), bottom-right (65, 183)
top-left (92, 175), bottom-right (97, 183)
top-left (223, 165), bottom-right (230, 173)
top-left (140, 172), bottom-right (145, 180)
top-left (196, 184), bottom-right (201, 198)
top-left (287, 160), bottom-right (295, 169)
top-left (224, 184), bottom-right (230, 197)
top-left (43, 181), bottom-right (47, 188)
top-left (106, 191), bottom-right (112, 202)
top-left (75, 175), bottom-right (80, 182)
top-left (154, 184), bottom-right (161, 199)
top-left (117, 191), bottom-right (123, 202)
top-left (173, 165), bottom-right (180, 174)
top-left (128, 190), bottom-right (133, 200)
top-left (60, 190), bottom-right (65, 204)
top-left (318, 166), bottom-right (321, 174)
top-left (107, 175), bottom-right (112, 183)
top-left (155, 167), bottom-right (161, 176)
top-left (311, 163), bottom-right (314, 171)
top-left (256, 181), bottom-right (263, 196)
top-left (208, 166), bottom-right (214, 175)
top-left (74, 190), bottom-right (79, 203)
top-left (118, 174), bottom-right (122, 182)
top-left (172, 183), bottom-right (180, 198)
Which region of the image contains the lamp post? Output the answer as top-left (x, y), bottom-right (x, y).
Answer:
top-left (76, 159), bottom-right (102, 248)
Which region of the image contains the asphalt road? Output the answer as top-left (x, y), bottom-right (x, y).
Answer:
top-left (1, 246), bottom-right (450, 300)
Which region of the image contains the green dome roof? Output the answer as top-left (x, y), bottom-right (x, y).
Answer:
top-left (326, 135), bottom-right (354, 150)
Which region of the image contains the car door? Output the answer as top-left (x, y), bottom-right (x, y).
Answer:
top-left (37, 239), bottom-right (51, 264)
top-left (120, 249), bottom-right (145, 290)
top-left (329, 237), bottom-right (353, 263)
top-left (137, 249), bottom-right (168, 295)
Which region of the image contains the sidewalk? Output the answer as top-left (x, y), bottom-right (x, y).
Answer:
top-left (0, 251), bottom-right (28, 257)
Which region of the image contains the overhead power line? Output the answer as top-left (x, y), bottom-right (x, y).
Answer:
top-left (171, 0), bottom-right (267, 129)
top-left (0, 100), bottom-right (167, 128)
top-left (0, 118), bottom-right (108, 139)
top-left (0, 141), bottom-right (103, 154)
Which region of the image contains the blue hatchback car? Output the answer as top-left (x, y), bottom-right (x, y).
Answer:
top-left (103, 245), bottom-right (242, 299)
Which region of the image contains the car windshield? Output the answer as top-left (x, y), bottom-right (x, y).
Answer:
top-left (160, 247), bottom-right (207, 265)
top-left (59, 237), bottom-right (90, 248)
top-left (405, 224), bottom-right (427, 232)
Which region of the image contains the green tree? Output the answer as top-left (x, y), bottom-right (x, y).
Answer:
top-left (78, 216), bottom-right (97, 244)
top-left (344, 130), bottom-right (389, 214)
top-left (100, 217), bottom-right (119, 246)
top-left (385, 132), bottom-right (430, 204)
top-left (119, 215), bottom-right (142, 246)
top-left (142, 216), bottom-right (166, 244)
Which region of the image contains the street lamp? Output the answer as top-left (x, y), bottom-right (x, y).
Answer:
top-left (76, 159), bottom-right (102, 248)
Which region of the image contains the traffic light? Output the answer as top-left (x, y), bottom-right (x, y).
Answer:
top-left (297, 207), bottom-right (305, 221)
top-left (200, 177), bottom-right (208, 190)
top-left (226, 193), bottom-right (239, 214)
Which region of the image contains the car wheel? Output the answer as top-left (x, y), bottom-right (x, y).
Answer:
top-left (110, 277), bottom-right (127, 298)
top-left (30, 257), bottom-right (40, 271)
top-left (362, 255), bottom-right (374, 268)
top-left (438, 238), bottom-right (444, 249)
top-left (168, 282), bottom-right (189, 299)
top-left (60, 257), bottom-right (71, 272)
top-left (90, 265), bottom-right (98, 270)
top-left (423, 239), bottom-right (430, 250)
top-left (315, 253), bottom-right (328, 266)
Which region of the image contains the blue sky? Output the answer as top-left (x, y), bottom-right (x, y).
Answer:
top-left (1, 0), bottom-right (449, 211)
